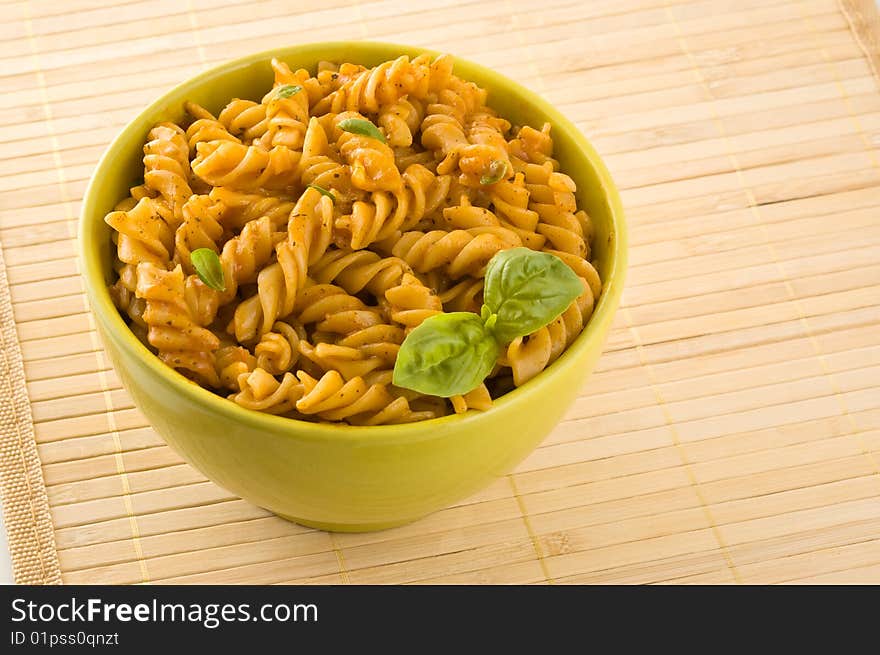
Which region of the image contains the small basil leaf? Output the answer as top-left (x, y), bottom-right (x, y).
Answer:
top-left (480, 159), bottom-right (508, 185)
top-left (393, 312), bottom-right (499, 397)
top-left (274, 84), bottom-right (302, 99)
top-left (338, 117), bottom-right (387, 143)
top-left (483, 248), bottom-right (583, 343)
top-left (190, 248), bottom-right (226, 291)
top-left (307, 184), bottom-right (336, 202)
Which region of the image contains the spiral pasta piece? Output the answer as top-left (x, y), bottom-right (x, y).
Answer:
top-left (339, 161), bottom-right (452, 248)
top-left (184, 275), bottom-right (220, 327)
top-left (109, 263), bottom-right (147, 329)
top-left (294, 284), bottom-right (401, 379)
top-left (457, 108), bottom-right (512, 186)
top-left (420, 88), bottom-right (470, 172)
top-left (419, 65), bottom-right (486, 173)
top-left (143, 123), bottom-right (193, 222)
top-left (136, 263), bottom-right (220, 386)
top-left (450, 383), bottom-right (493, 414)
top-left (334, 322), bottom-right (404, 366)
top-left (520, 160), bottom-right (587, 258)
top-left (503, 303), bottom-right (584, 387)
top-left (174, 194), bottom-right (225, 274)
top-left (509, 123), bottom-right (555, 165)
top-left (295, 371), bottom-right (432, 424)
top-left (160, 203), bottom-right (280, 339)
top-left (336, 191), bottom-right (402, 250)
top-left (218, 99), bottom-right (269, 143)
top-left (208, 187), bottom-right (295, 230)
top-left (441, 196), bottom-right (500, 229)
top-left (297, 117), bottom-right (353, 196)
top-left (254, 320), bottom-right (306, 375)
top-left (105, 197), bottom-right (173, 268)
top-left (487, 173), bottom-right (541, 236)
top-left (330, 111), bottom-right (402, 192)
top-left (313, 55), bottom-right (433, 115)
top-left (270, 58), bottom-right (346, 109)
top-left (295, 370), bottom-right (383, 419)
top-left (349, 395), bottom-right (438, 425)
top-left (386, 226), bottom-right (521, 279)
top-left (128, 183), bottom-right (157, 203)
top-left (295, 285), bottom-right (383, 337)
top-left (218, 215), bottom-right (286, 306)
top-left (441, 180), bottom-right (544, 250)
top-left (395, 163), bottom-right (451, 232)
top-left (382, 272), bottom-right (442, 329)
top-left (215, 345), bottom-right (257, 391)
top-left (231, 368), bottom-right (304, 414)
top-left (310, 249), bottom-right (410, 298)
top-left (230, 187), bottom-right (333, 341)
top-left (192, 140), bottom-right (300, 190)
top-left (184, 102), bottom-right (240, 154)
top-left (297, 340), bottom-right (386, 381)
top-left (378, 97), bottom-right (425, 148)
top-left (261, 67), bottom-right (310, 149)
top-left (354, 369), bottom-right (446, 423)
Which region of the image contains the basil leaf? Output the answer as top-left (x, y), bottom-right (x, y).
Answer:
top-left (307, 184), bottom-right (336, 202)
top-left (190, 248), bottom-right (226, 291)
top-left (274, 84), bottom-right (302, 99)
top-left (483, 248), bottom-right (583, 343)
top-left (480, 159), bottom-right (508, 185)
top-left (393, 312), bottom-right (499, 397)
top-left (338, 117), bottom-right (387, 143)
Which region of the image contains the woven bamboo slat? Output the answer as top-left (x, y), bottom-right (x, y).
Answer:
top-left (0, 0), bottom-right (878, 585)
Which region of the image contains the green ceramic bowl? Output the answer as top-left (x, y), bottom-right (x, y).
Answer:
top-left (79, 41), bottom-right (627, 532)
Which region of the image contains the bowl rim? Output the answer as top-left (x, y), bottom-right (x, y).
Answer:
top-left (78, 40), bottom-right (628, 444)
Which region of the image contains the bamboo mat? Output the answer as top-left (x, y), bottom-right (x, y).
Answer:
top-left (1, 0), bottom-right (879, 585)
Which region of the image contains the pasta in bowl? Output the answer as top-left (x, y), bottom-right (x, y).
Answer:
top-left (80, 42), bottom-right (626, 531)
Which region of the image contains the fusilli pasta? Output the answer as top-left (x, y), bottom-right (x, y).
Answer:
top-left (105, 53), bottom-right (602, 424)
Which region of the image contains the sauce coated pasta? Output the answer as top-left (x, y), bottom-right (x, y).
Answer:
top-left (106, 53), bottom-right (602, 425)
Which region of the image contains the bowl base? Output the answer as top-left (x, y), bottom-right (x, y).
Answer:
top-left (275, 512), bottom-right (420, 533)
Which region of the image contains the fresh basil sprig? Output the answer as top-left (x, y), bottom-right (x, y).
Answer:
top-left (338, 117), bottom-right (387, 143)
top-left (190, 248), bottom-right (226, 291)
top-left (273, 84), bottom-right (302, 99)
top-left (307, 184), bottom-right (336, 202)
top-left (393, 248), bottom-right (584, 397)
top-left (480, 159), bottom-right (508, 185)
